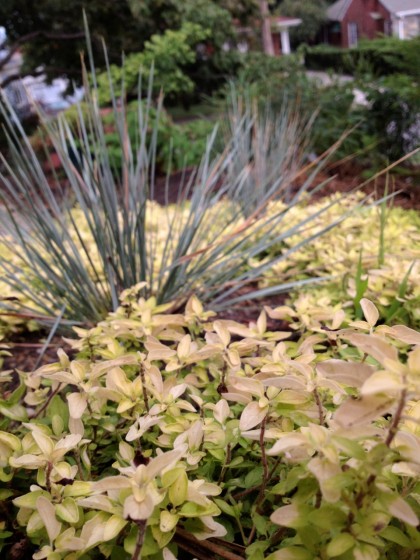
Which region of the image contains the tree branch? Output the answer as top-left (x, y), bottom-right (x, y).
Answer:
top-left (0, 30), bottom-right (86, 72)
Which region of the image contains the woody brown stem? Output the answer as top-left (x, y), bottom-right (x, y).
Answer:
top-left (131, 520), bottom-right (147, 560)
top-left (385, 388), bottom-right (407, 448)
top-left (175, 527), bottom-right (245, 560)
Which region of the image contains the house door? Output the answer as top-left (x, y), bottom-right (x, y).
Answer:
top-left (348, 22), bottom-right (358, 47)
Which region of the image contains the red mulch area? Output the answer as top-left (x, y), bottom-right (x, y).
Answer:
top-left (315, 161), bottom-right (420, 210)
top-left (152, 163), bottom-right (420, 209)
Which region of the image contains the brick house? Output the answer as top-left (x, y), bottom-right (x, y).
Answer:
top-left (325, 0), bottom-right (420, 48)
top-left (234, 16), bottom-right (302, 55)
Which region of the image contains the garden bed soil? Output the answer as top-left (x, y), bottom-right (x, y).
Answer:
top-left (151, 162), bottom-right (420, 210)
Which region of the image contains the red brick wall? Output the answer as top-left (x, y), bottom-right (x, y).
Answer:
top-left (341, 0), bottom-right (391, 47)
top-left (272, 32), bottom-right (282, 55)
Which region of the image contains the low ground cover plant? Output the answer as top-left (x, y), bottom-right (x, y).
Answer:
top-left (261, 194), bottom-right (420, 330)
top-left (0, 293), bottom-right (419, 559)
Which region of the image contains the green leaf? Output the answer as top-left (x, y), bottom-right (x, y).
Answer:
top-left (253, 511), bottom-right (269, 536)
top-left (245, 467), bottom-right (264, 488)
top-left (179, 502), bottom-right (201, 518)
top-left (214, 499), bottom-right (237, 517)
top-left (246, 540), bottom-right (270, 560)
top-left (47, 395), bottom-right (69, 428)
top-left (308, 506), bottom-right (347, 530)
top-left (266, 546), bottom-right (312, 560)
top-left (380, 526), bottom-right (411, 547)
top-left (333, 437), bottom-right (366, 460)
top-left (55, 498), bottom-right (80, 524)
top-left (326, 533), bottom-right (355, 557)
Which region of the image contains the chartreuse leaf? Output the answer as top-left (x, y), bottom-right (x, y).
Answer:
top-left (326, 533), bottom-right (356, 557)
top-left (160, 510), bottom-right (178, 533)
top-left (47, 395), bottom-right (69, 431)
top-left (55, 497), bottom-right (80, 524)
top-left (0, 403), bottom-right (27, 421)
top-left (214, 498), bottom-right (236, 517)
top-left (266, 547), bottom-right (312, 560)
top-left (380, 526), bottom-right (411, 547)
top-left (308, 506), bottom-right (347, 530)
top-left (245, 467), bottom-right (264, 487)
top-left (13, 490), bottom-right (47, 510)
top-left (353, 542), bottom-right (380, 560)
top-left (151, 524), bottom-right (174, 549)
top-left (0, 470), bottom-right (13, 482)
top-left (333, 437), bottom-right (366, 460)
top-left (167, 470), bottom-right (188, 507)
top-left (7, 382), bottom-right (26, 405)
top-left (246, 540), bottom-right (270, 560)
top-left (252, 511), bottom-right (269, 536)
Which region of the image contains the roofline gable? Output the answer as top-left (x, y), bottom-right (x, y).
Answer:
top-left (379, 0), bottom-right (420, 16)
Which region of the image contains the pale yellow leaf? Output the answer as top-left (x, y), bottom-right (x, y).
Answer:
top-left (239, 401), bottom-right (268, 431)
top-left (103, 515), bottom-right (127, 541)
top-left (334, 395), bottom-right (395, 428)
top-left (213, 321), bottom-right (231, 348)
top-left (32, 431), bottom-right (54, 457)
top-left (316, 359), bottom-right (374, 387)
top-left (361, 371), bottom-right (404, 396)
top-left (36, 496), bottom-right (62, 542)
top-left (270, 504), bottom-right (303, 528)
top-left (388, 496), bottom-right (418, 526)
top-left (67, 392), bottom-right (87, 419)
top-left (177, 334), bottom-right (191, 360)
top-left (360, 299), bottom-right (379, 327)
top-left (389, 325), bottom-right (420, 346)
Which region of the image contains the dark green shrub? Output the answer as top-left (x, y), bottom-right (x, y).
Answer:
top-left (363, 74), bottom-right (420, 161)
top-left (304, 37), bottom-right (420, 79)
top-left (237, 51), bottom-right (302, 84)
top-left (99, 103), bottom-right (219, 174)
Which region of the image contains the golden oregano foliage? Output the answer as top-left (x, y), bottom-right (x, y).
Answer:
top-left (0, 292), bottom-right (419, 559)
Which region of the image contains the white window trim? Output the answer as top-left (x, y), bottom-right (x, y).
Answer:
top-left (348, 22), bottom-right (358, 47)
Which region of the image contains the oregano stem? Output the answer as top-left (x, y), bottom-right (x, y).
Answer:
top-left (131, 519), bottom-right (147, 560)
top-left (385, 387), bottom-right (407, 447)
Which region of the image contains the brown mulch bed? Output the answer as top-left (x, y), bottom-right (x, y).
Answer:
top-left (3, 332), bottom-right (73, 375)
top-left (152, 162), bottom-right (420, 210)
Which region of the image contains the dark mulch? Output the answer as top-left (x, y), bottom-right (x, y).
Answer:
top-left (151, 163), bottom-right (420, 210)
top-left (3, 332), bottom-right (74, 375)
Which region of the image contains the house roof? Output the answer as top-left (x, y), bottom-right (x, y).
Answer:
top-left (328, 0), bottom-right (420, 20)
top-left (271, 16), bottom-right (302, 28)
top-left (379, 0), bottom-right (420, 15)
top-left (327, 0), bottom-right (353, 22)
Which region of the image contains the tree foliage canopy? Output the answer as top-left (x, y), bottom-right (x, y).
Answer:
top-left (0, 0), bottom-right (257, 91)
top-left (276, 0), bottom-right (328, 45)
